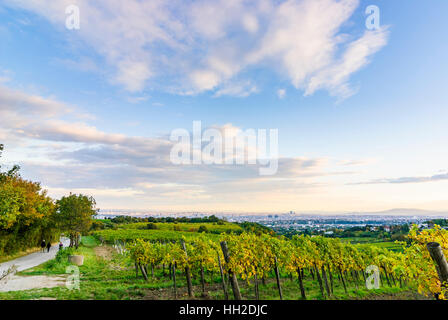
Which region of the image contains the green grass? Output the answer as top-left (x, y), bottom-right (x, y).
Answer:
top-left (341, 237), bottom-right (404, 252)
top-left (369, 241), bottom-right (404, 252)
top-left (80, 235), bottom-right (99, 247)
top-left (94, 228), bottom-right (221, 243)
top-left (0, 235), bottom-right (417, 300)
top-left (2, 236), bottom-right (180, 300)
top-left (206, 270), bottom-right (416, 300)
top-left (93, 221), bottom-right (244, 244)
top-left (118, 222), bottom-right (243, 234)
top-left (0, 237), bottom-right (411, 300)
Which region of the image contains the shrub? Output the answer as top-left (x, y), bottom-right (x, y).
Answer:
top-left (146, 223), bottom-right (158, 230)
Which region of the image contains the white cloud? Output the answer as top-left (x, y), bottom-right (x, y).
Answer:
top-left (277, 89), bottom-right (286, 99)
top-left (46, 187), bottom-right (145, 199)
top-left (0, 85), bottom-right (393, 212)
top-left (304, 28), bottom-right (389, 98)
top-left (0, 69), bottom-right (12, 83)
top-left (190, 70), bottom-right (221, 92)
top-left (127, 95), bottom-right (150, 104)
top-left (3, 0), bottom-right (388, 98)
top-left (0, 84), bottom-right (349, 206)
top-left (115, 60), bottom-right (152, 92)
top-left (214, 81), bottom-right (258, 98)
top-left (242, 14), bottom-right (259, 34)
top-left (0, 85), bottom-right (72, 130)
top-left (53, 57), bottom-right (99, 73)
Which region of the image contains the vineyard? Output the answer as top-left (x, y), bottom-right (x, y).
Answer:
top-left (117, 222), bottom-right (244, 234)
top-left (95, 228), bottom-right (220, 242)
top-left (98, 224), bottom-right (448, 300)
top-left (93, 221), bottom-right (242, 242)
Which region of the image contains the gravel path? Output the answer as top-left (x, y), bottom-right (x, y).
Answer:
top-left (0, 238), bottom-right (70, 275)
top-left (0, 238), bottom-right (71, 293)
top-left (0, 275), bottom-right (67, 292)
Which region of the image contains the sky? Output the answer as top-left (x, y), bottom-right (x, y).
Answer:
top-left (0, 0), bottom-right (448, 214)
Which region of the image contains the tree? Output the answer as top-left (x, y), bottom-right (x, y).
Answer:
top-left (198, 225), bottom-right (209, 233)
top-left (55, 194), bottom-right (97, 248)
top-left (146, 222), bottom-right (158, 230)
top-left (0, 144), bottom-right (20, 183)
top-left (0, 145), bottom-right (57, 256)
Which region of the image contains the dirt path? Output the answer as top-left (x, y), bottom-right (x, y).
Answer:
top-left (0, 238), bottom-right (70, 293)
top-left (94, 246), bottom-right (114, 260)
top-left (0, 238), bottom-right (70, 275)
top-left (356, 290), bottom-right (432, 300)
top-left (0, 275), bottom-right (66, 292)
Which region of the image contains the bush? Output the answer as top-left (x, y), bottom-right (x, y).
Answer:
top-left (0, 167), bottom-right (58, 256)
top-left (44, 247), bottom-right (76, 270)
top-left (146, 223), bottom-right (158, 230)
top-left (198, 225), bottom-right (208, 233)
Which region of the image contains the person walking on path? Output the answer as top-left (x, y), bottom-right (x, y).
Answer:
top-left (59, 241), bottom-right (63, 251)
top-left (40, 240), bottom-right (46, 253)
top-left (46, 242), bottom-right (51, 253)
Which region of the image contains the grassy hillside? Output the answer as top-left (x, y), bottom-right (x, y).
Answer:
top-left (0, 236), bottom-right (420, 300)
top-left (93, 221), bottom-right (243, 243)
top-left (117, 221), bottom-right (243, 233)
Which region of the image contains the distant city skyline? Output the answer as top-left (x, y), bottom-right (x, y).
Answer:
top-left (97, 207), bottom-right (448, 217)
top-left (1, 1), bottom-right (448, 213)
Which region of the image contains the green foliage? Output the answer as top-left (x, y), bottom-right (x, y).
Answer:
top-left (146, 222), bottom-right (158, 230)
top-left (238, 221), bottom-right (275, 235)
top-left (0, 232), bottom-right (426, 301)
top-left (94, 228), bottom-right (220, 243)
top-left (93, 221), bottom-right (245, 244)
top-left (90, 219), bottom-right (106, 231)
top-left (55, 194), bottom-right (97, 248)
top-left (108, 214), bottom-right (225, 225)
top-left (118, 221), bottom-right (243, 234)
top-left (426, 219), bottom-right (448, 227)
top-left (0, 145), bottom-right (58, 256)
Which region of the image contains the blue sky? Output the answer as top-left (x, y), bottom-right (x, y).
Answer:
top-left (1, 0), bottom-right (448, 213)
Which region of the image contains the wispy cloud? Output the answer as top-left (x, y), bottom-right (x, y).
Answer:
top-left (277, 89), bottom-right (286, 99)
top-left (3, 0), bottom-right (388, 98)
top-left (53, 57), bottom-right (99, 73)
top-left (0, 84), bottom-right (359, 208)
top-left (352, 172), bottom-right (448, 185)
top-left (214, 80), bottom-right (258, 98)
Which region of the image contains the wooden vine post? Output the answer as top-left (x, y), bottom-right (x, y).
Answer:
top-left (338, 267), bottom-right (347, 293)
top-left (274, 256), bottom-right (283, 300)
top-left (220, 241), bottom-right (242, 300)
top-left (200, 265), bottom-right (206, 295)
top-left (297, 268), bottom-right (306, 299)
top-left (322, 265), bottom-right (331, 296)
top-left (139, 264), bottom-right (148, 281)
top-left (181, 240), bottom-right (194, 298)
top-left (172, 260), bottom-right (177, 299)
top-left (134, 262), bottom-right (139, 278)
top-left (254, 271), bottom-right (260, 300)
top-left (217, 253), bottom-right (229, 300)
top-left (427, 242), bottom-right (448, 299)
top-left (314, 264), bottom-right (326, 299)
